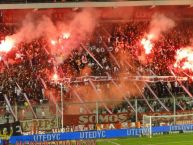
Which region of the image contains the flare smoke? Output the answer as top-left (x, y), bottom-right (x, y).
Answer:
top-left (149, 13), bottom-right (175, 40)
top-left (4, 9), bottom-right (98, 64)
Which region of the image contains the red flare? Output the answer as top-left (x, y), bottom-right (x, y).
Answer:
top-left (141, 37), bottom-right (153, 54)
top-left (174, 47), bottom-right (193, 71)
top-left (0, 37), bottom-right (15, 53)
top-left (62, 32), bottom-right (70, 39)
top-left (53, 73), bottom-right (58, 81)
top-left (51, 40), bottom-right (57, 46)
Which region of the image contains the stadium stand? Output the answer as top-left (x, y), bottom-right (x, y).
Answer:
top-left (0, 19), bottom-right (192, 123)
top-left (0, 1), bottom-right (192, 138)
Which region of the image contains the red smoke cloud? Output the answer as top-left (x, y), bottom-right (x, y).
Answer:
top-left (2, 9), bottom-right (98, 65)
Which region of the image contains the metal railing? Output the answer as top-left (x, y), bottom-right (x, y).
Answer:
top-left (0, 96), bottom-right (192, 122)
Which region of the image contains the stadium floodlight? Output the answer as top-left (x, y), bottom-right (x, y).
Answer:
top-left (143, 113), bottom-right (193, 138)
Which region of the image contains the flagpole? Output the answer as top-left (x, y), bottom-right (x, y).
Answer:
top-left (61, 83), bottom-right (64, 132)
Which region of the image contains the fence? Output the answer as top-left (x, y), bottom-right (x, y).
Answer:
top-left (0, 96), bottom-right (193, 133)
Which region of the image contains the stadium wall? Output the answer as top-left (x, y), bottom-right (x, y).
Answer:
top-left (0, 0), bottom-right (192, 9)
top-left (1, 6), bottom-right (193, 24)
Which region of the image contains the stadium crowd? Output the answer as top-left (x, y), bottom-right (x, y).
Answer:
top-left (0, 19), bottom-right (193, 121)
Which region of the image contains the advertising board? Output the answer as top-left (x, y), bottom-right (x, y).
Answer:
top-left (9, 124), bottom-right (193, 144)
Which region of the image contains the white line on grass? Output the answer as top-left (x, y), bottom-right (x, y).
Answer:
top-left (107, 141), bottom-right (121, 145)
top-left (97, 139), bottom-right (121, 145)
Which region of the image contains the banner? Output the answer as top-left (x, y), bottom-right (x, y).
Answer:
top-left (21, 118), bottom-right (60, 132)
top-left (63, 110), bottom-right (193, 125)
top-left (15, 140), bottom-right (97, 145)
top-left (63, 113), bottom-right (129, 125)
top-left (9, 124), bottom-right (193, 144)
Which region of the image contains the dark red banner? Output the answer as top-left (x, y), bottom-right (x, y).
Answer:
top-left (63, 110), bottom-right (193, 125)
top-left (64, 113), bottom-right (129, 125)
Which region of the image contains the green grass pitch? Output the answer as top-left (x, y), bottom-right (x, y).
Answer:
top-left (97, 133), bottom-right (193, 145)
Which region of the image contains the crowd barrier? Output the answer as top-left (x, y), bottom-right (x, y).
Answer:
top-left (5, 124), bottom-right (193, 144)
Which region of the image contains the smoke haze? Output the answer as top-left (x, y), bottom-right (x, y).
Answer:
top-left (8, 9), bottom-right (98, 64)
top-left (149, 13), bottom-right (175, 40)
top-left (6, 10), bottom-right (175, 114)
